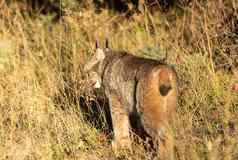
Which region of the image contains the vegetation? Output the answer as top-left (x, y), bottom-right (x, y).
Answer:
top-left (0, 0), bottom-right (237, 159)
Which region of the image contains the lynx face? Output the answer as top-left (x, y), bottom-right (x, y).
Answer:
top-left (84, 48), bottom-right (106, 89)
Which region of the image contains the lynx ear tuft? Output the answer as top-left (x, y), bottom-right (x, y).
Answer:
top-left (95, 41), bottom-right (99, 49)
top-left (105, 38), bottom-right (109, 49)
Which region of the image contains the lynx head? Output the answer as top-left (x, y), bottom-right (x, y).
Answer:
top-left (84, 40), bottom-right (109, 89)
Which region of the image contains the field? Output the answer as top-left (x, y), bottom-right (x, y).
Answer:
top-left (0, 1), bottom-right (237, 159)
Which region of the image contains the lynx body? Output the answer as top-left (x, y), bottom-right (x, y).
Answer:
top-left (84, 48), bottom-right (178, 159)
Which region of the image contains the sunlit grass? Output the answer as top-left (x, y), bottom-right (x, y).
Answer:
top-left (0, 1), bottom-right (237, 160)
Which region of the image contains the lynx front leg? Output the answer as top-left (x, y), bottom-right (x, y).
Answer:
top-left (109, 94), bottom-right (131, 153)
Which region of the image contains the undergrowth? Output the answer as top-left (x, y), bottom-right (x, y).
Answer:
top-left (0, 1), bottom-right (237, 159)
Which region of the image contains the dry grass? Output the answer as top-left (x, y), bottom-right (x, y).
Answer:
top-left (0, 1), bottom-right (237, 160)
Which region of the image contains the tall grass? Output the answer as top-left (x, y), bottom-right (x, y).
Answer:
top-left (0, 1), bottom-right (237, 159)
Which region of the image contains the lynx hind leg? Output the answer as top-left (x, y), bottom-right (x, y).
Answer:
top-left (157, 124), bottom-right (174, 160)
top-left (109, 94), bottom-right (131, 153)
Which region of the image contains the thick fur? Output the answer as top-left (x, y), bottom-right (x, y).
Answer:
top-left (84, 49), bottom-right (178, 159)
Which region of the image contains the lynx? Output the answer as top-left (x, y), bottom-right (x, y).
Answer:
top-left (84, 44), bottom-right (178, 160)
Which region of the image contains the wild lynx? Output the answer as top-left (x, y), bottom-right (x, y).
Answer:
top-left (84, 44), bottom-right (178, 160)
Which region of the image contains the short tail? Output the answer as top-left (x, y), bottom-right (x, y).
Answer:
top-left (157, 67), bottom-right (175, 96)
top-left (159, 85), bottom-right (172, 96)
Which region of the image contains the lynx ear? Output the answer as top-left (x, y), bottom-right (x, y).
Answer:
top-left (84, 47), bottom-right (105, 72)
top-left (94, 40), bottom-right (105, 59)
top-left (95, 48), bottom-right (105, 59)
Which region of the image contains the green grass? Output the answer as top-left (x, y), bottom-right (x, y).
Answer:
top-left (0, 1), bottom-right (237, 160)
